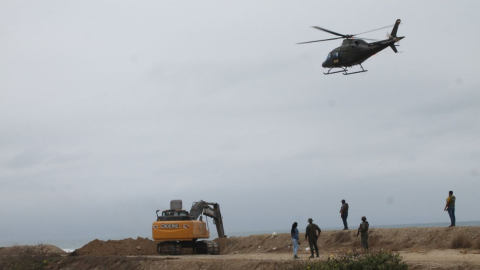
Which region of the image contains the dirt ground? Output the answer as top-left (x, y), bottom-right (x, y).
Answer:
top-left (2, 227), bottom-right (480, 269)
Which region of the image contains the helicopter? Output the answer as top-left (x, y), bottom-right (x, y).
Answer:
top-left (298, 19), bottom-right (405, 75)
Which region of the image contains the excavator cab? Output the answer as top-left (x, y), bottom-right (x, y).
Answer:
top-left (156, 209), bottom-right (190, 221)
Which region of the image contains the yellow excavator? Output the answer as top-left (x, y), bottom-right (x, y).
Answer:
top-left (152, 199), bottom-right (226, 255)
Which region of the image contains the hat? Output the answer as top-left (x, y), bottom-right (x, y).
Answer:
top-left (308, 218), bottom-right (313, 222)
top-left (361, 216), bottom-right (367, 221)
top-left (341, 199), bottom-right (345, 202)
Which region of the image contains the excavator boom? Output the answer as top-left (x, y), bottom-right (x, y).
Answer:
top-left (190, 200), bottom-right (226, 238)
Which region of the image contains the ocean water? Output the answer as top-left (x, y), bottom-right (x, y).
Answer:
top-left (2, 220), bottom-right (479, 252)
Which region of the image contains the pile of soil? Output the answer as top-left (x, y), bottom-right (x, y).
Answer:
top-left (73, 237), bottom-right (157, 256)
top-left (71, 226), bottom-right (480, 256)
top-left (218, 226), bottom-right (480, 253)
top-left (0, 244), bottom-right (66, 255)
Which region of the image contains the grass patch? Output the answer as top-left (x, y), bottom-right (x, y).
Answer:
top-left (452, 234), bottom-right (472, 249)
top-left (334, 232), bottom-right (351, 244)
top-left (0, 255), bottom-right (174, 270)
top-left (474, 238), bottom-right (480, 250)
top-left (0, 255), bottom-right (61, 270)
top-left (293, 250), bottom-right (408, 270)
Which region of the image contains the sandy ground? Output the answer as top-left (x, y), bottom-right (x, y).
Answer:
top-left (118, 249), bottom-right (480, 270)
top-left (143, 249), bottom-right (480, 262)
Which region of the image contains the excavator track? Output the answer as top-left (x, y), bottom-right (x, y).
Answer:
top-left (194, 240), bottom-right (220, 255)
top-left (157, 242), bottom-right (182, 255)
top-left (206, 241), bottom-right (220, 255)
top-left (157, 241), bottom-right (220, 255)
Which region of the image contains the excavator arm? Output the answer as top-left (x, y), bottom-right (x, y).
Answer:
top-left (190, 200), bottom-right (226, 238)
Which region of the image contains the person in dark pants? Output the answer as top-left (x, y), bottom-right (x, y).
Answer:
top-left (340, 199), bottom-right (349, 230)
top-left (305, 218), bottom-right (321, 258)
top-left (357, 216), bottom-right (369, 249)
top-left (444, 190), bottom-right (456, 227)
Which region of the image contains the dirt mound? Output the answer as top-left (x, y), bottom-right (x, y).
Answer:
top-left (217, 226), bottom-right (480, 253)
top-left (70, 227), bottom-right (480, 257)
top-left (73, 237), bottom-right (157, 256)
top-left (0, 244), bottom-right (66, 255)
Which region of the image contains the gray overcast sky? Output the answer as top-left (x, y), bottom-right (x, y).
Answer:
top-left (1, 0), bottom-right (479, 243)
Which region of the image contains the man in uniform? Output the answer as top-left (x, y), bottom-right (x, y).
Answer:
top-left (305, 218), bottom-right (321, 258)
top-left (357, 216), bottom-right (369, 249)
top-left (444, 190), bottom-right (456, 227)
top-left (340, 199), bottom-right (349, 230)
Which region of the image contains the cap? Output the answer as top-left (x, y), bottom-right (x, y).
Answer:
top-left (361, 216), bottom-right (367, 221)
top-left (341, 199), bottom-right (345, 202)
top-left (308, 218), bottom-right (313, 222)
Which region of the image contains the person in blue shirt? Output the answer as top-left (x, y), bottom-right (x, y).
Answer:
top-left (291, 222), bottom-right (300, 259)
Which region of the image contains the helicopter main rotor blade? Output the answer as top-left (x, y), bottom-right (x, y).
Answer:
top-left (312, 26), bottom-right (347, 38)
top-left (353, 24), bottom-right (395, 36)
top-left (297, 37), bottom-right (344, 44)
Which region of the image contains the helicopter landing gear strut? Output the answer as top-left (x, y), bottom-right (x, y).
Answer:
top-left (323, 64), bottom-right (368, 75)
top-left (323, 67), bottom-right (347, 75)
top-left (343, 64), bottom-right (368, 75)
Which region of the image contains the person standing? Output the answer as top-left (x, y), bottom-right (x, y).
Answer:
top-left (357, 216), bottom-right (369, 249)
top-left (291, 222), bottom-right (300, 259)
top-left (444, 190), bottom-right (456, 227)
top-left (305, 218), bottom-right (321, 258)
top-left (340, 199), bottom-right (349, 230)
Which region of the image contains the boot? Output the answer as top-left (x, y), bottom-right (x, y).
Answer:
top-left (309, 252), bottom-right (314, 259)
top-left (294, 255), bottom-right (298, 259)
top-left (316, 252), bottom-right (319, 257)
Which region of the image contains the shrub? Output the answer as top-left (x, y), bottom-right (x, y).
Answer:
top-left (452, 234), bottom-right (472, 249)
top-left (334, 232), bottom-right (351, 244)
top-left (293, 250), bottom-right (408, 270)
top-left (474, 238), bottom-right (480, 250)
top-left (0, 255), bottom-right (57, 270)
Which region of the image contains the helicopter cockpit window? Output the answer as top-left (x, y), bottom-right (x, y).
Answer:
top-left (326, 53), bottom-right (331, 61)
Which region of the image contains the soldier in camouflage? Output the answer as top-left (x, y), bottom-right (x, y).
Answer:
top-left (357, 216), bottom-right (369, 249)
top-left (305, 218), bottom-right (321, 258)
